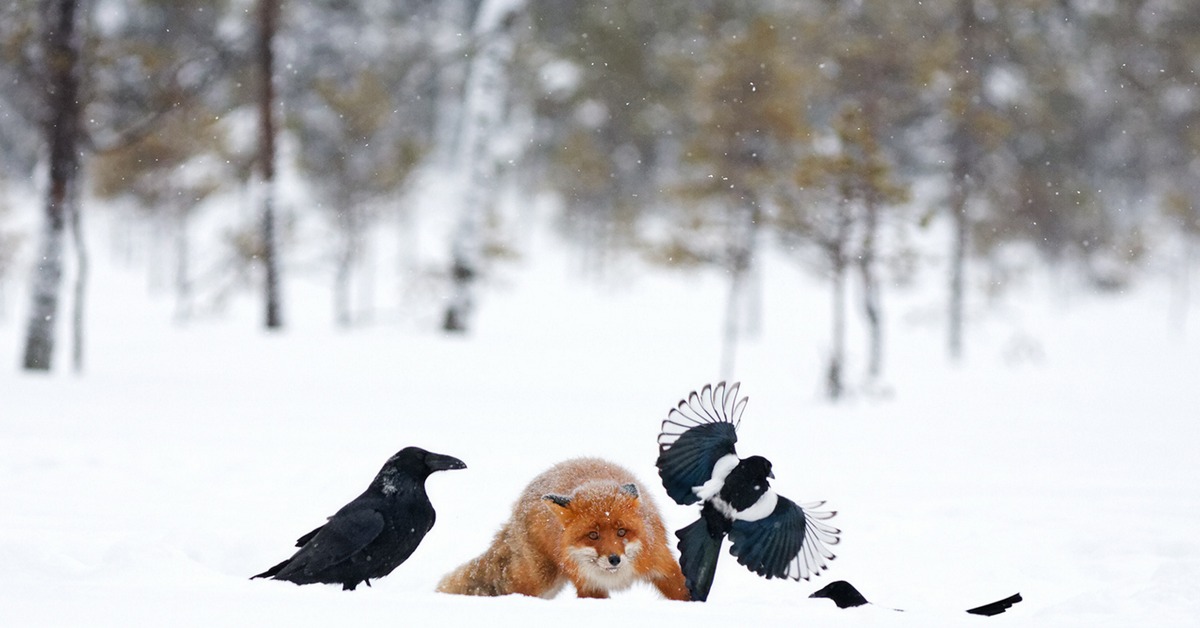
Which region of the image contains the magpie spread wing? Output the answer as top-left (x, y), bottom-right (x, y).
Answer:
top-left (276, 508), bottom-right (386, 578)
top-left (727, 496), bottom-right (839, 581)
top-left (656, 382), bottom-right (744, 505)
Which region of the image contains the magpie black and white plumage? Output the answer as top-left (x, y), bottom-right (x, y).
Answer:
top-left (656, 382), bottom-right (840, 601)
top-left (810, 580), bottom-right (1023, 617)
top-left (252, 446), bottom-right (466, 591)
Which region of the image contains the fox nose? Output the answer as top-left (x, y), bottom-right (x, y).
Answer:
top-left (607, 554), bottom-right (621, 566)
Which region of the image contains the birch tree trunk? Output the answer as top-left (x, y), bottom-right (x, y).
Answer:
top-left (258, 0), bottom-right (283, 329)
top-left (858, 98), bottom-right (886, 383)
top-left (173, 206), bottom-right (192, 322)
top-left (1171, 238), bottom-right (1193, 334)
top-left (828, 247), bottom-right (847, 401)
top-left (719, 202), bottom-right (761, 380)
top-left (948, 175), bottom-right (969, 361)
top-left (69, 177), bottom-right (87, 373)
top-left (947, 0), bottom-right (979, 362)
top-left (431, 0), bottom-right (473, 166)
top-left (333, 193), bottom-right (359, 328)
top-left (23, 0), bottom-right (83, 372)
top-left (826, 212), bottom-right (852, 401)
top-left (860, 194), bottom-right (882, 381)
top-left (442, 0), bottom-right (523, 333)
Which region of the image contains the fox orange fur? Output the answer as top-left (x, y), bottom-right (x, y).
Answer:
top-left (437, 458), bottom-right (690, 600)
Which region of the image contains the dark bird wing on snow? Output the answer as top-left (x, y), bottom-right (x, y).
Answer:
top-left (727, 496), bottom-right (840, 581)
top-left (811, 580), bottom-right (1023, 617)
top-left (966, 592), bottom-right (1023, 617)
top-left (293, 525), bottom-right (323, 548)
top-left (253, 506), bottom-right (385, 582)
top-left (674, 505), bottom-right (729, 602)
top-left (656, 382), bottom-right (744, 505)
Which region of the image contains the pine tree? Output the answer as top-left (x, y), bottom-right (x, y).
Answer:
top-left (800, 1), bottom-right (924, 388)
top-left (516, 0), bottom-right (696, 276)
top-left (664, 14), bottom-right (813, 378)
top-left (91, 107), bottom-right (230, 321)
top-left (284, 1), bottom-right (437, 327)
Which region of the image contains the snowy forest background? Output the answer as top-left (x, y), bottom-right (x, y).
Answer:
top-left (3, 2), bottom-right (1200, 625)
top-left (1, 0), bottom-right (1197, 388)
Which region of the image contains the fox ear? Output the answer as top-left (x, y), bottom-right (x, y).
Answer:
top-left (543, 494), bottom-right (572, 509)
top-left (620, 483), bottom-right (639, 499)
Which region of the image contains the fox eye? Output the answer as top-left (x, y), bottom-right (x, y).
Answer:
top-left (588, 531), bottom-right (599, 540)
top-left (617, 528), bottom-right (626, 537)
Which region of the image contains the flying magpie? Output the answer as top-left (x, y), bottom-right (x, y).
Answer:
top-left (656, 382), bottom-right (840, 601)
top-left (252, 446), bottom-right (466, 590)
top-left (810, 580), bottom-right (1023, 617)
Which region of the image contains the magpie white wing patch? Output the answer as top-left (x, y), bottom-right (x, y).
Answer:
top-left (784, 501), bottom-right (840, 581)
top-left (727, 496), bottom-right (840, 582)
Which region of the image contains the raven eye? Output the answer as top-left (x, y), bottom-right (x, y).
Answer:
top-left (588, 531), bottom-right (599, 540)
top-left (617, 528), bottom-right (626, 537)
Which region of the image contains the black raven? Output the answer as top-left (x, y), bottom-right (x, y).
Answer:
top-left (252, 446), bottom-right (466, 590)
top-left (656, 382), bottom-right (840, 601)
top-left (810, 580), bottom-right (1023, 617)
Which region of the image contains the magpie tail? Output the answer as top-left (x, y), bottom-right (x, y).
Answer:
top-left (675, 517), bottom-right (724, 602)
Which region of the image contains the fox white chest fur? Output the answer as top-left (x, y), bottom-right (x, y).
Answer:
top-left (568, 539), bottom-right (644, 592)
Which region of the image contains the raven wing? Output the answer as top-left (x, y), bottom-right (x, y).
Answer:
top-left (727, 496), bottom-right (839, 581)
top-left (656, 382), bottom-right (744, 505)
top-left (275, 507), bottom-right (386, 579)
top-left (293, 525), bottom-right (323, 547)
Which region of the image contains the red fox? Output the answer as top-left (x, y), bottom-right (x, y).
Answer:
top-left (437, 458), bottom-right (691, 600)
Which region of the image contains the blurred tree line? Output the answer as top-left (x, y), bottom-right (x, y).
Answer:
top-left (0, 0), bottom-right (1196, 397)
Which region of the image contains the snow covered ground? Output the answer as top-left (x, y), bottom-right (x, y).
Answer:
top-left (2, 219), bottom-right (1198, 626)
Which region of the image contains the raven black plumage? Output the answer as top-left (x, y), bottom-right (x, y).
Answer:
top-left (656, 382), bottom-right (840, 601)
top-left (251, 446), bottom-right (466, 590)
top-left (810, 580), bottom-right (1023, 617)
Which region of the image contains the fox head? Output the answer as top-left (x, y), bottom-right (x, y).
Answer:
top-left (543, 481), bottom-right (646, 587)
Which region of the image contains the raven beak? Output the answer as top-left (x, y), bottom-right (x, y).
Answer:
top-left (426, 452), bottom-right (467, 471)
